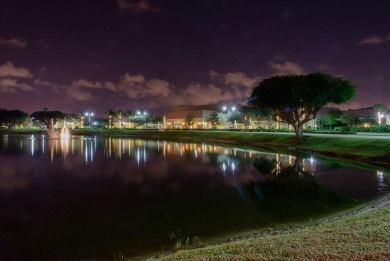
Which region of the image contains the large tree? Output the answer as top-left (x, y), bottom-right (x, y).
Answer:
top-left (31, 110), bottom-right (65, 129)
top-left (0, 109), bottom-right (29, 131)
top-left (249, 73), bottom-right (356, 140)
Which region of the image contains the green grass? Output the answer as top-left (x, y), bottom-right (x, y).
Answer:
top-left (298, 136), bottom-right (390, 157)
top-left (152, 201), bottom-right (390, 260)
top-left (73, 129), bottom-right (390, 159)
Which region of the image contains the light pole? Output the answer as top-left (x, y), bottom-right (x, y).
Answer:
top-left (222, 105), bottom-right (237, 128)
top-left (135, 110), bottom-right (148, 129)
top-left (84, 112), bottom-right (94, 127)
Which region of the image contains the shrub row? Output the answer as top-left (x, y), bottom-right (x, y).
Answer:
top-left (352, 124), bottom-right (390, 133)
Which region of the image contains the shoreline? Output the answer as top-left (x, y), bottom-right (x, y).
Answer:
top-left (152, 193), bottom-right (390, 260)
top-left (4, 129), bottom-right (390, 166)
top-left (208, 192), bottom-right (390, 245)
top-left (125, 193), bottom-right (390, 260)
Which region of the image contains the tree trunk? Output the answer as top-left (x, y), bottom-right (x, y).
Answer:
top-left (293, 124), bottom-right (304, 141)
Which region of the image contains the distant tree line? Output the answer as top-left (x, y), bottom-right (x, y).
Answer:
top-left (0, 72), bottom-right (389, 138)
top-left (0, 107), bottom-right (166, 131)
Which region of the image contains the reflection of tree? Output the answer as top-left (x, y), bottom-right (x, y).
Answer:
top-left (248, 156), bottom-right (354, 222)
top-left (252, 158), bottom-right (277, 174)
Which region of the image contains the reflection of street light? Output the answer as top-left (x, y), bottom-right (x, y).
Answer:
top-left (84, 112), bottom-right (94, 127)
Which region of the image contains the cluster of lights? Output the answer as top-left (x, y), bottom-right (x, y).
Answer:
top-left (222, 106), bottom-right (236, 112)
top-left (84, 112), bottom-right (94, 127)
top-left (136, 110), bottom-right (148, 116)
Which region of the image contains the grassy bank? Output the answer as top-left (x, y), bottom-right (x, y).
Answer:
top-left (153, 196), bottom-right (390, 260)
top-left (6, 129), bottom-right (390, 164)
top-left (77, 130), bottom-right (390, 160)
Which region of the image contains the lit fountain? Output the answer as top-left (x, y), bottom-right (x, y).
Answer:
top-left (47, 119), bottom-right (58, 139)
top-left (47, 119), bottom-right (71, 139)
top-left (47, 120), bottom-right (71, 162)
top-left (60, 125), bottom-right (70, 139)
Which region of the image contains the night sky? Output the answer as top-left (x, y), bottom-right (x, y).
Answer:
top-left (1, 0), bottom-right (389, 116)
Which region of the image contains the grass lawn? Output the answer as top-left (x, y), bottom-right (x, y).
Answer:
top-left (72, 129), bottom-right (390, 159)
top-left (153, 197), bottom-right (390, 260)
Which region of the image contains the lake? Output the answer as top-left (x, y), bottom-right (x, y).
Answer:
top-left (0, 134), bottom-right (388, 259)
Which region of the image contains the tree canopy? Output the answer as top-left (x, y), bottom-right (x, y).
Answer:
top-left (31, 110), bottom-right (65, 128)
top-left (320, 110), bottom-right (342, 130)
top-left (206, 111), bottom-right (220, 126)
top-left (249, 73), bottom-right (356, 139)
top-left (0, 109), bottom-right (29, 131)
top-left (184, 113), bottom-right (195, 127)
top-left (130, 111), bottom-right (150, 127)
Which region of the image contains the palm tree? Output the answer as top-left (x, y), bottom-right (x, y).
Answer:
top-left (105, 109), bottom-right (116, 129)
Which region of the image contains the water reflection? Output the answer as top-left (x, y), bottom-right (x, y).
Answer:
top-left (0, 135), bottom-right (389, 259)
top-left (247, 154), bottom-right (345, 220)
top-left (0, 135), bottom-right (388, 200)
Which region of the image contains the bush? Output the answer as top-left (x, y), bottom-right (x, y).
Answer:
top-left (351, 126), bottom-right (368, 132)
top-left (368, 124), bottom-right (390, 133)
top-left (351, 124), bottom-right (390, 133)
top-left (334, 126), bottom-right (351, 132)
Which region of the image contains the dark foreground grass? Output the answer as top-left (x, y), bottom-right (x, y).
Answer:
top-left (153, 197), bottom-right (390, 261)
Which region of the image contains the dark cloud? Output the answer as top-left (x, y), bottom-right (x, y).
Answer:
top-left (116, 0), bottom-right (159, 12)
top-left (0, 37), bottom-right (27, 48)
top-left (0, 0), bottom-right (389, 113)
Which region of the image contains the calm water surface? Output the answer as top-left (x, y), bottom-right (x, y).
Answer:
top-left (0, 134), bottom-right (388, 259)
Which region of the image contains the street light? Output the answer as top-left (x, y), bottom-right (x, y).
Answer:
top-left (84, 112), bottom-right (94, 127)
top-left (222, 105), bottom-right (236, 112)
top-left (222, 105), bottom-right (238, 129)
top-left (138, 110), bottom-right (148, 128)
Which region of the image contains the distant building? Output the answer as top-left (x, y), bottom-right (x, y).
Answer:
top-left (341, 107), bottom-right (376, 120)
top-left (166, 104), bottom-right (218, 129)
top-left (341, 107), bottom-right (377, 126)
